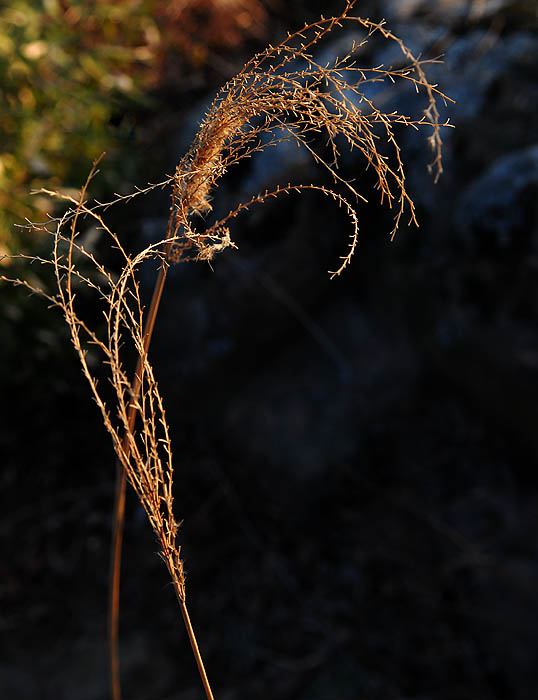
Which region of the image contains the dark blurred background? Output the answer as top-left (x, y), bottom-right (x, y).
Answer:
top-left (2, 1), bottom-right (538, 698)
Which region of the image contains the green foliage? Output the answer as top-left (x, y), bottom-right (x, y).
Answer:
top-left (0, 0), bottom-right (160, 254)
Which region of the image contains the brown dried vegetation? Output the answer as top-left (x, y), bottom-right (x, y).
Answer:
top-left (155, 0), bottom-right (267, 68)
top-left (2, 2), bottom-right (451, 698)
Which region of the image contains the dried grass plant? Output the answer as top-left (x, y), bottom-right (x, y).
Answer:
top-left (2, 3), bottom-right (451, 699)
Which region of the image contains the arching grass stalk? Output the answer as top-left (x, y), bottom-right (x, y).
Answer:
top-left (109, 252), bottom-right (170, 700)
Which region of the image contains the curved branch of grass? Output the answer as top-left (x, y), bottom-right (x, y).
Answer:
top-left (51, 174), bottom-right (214, 699)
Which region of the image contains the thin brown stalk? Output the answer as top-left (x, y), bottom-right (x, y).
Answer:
top-left (109, 466), bottom-right (125, 700)
top-left (108, 259), bottom-right (169, 700)
top-left (179, 599), bottom-right (215, 700)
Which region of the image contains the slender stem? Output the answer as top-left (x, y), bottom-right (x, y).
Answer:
top-left (109, 465), bottom-right (126, 700)
top-left (108, 213), bottom-right (215, 700)
top-left (108, 261), bottom-right (169, 700)
top-left (179, 598), bottom-right (215, 700)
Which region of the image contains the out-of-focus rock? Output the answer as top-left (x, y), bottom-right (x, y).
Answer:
top-left (456, 144), bottom-right (538, 244)
top-left (381, 0), bottom-right (536, 24)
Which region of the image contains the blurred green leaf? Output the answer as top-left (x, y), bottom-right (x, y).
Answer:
top-left (0, 0), bottom-right (160, 257)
